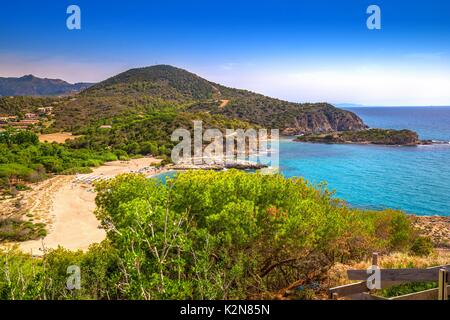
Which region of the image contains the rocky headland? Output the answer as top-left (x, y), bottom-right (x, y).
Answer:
top-left (295, 128), bottom-right (433, 146)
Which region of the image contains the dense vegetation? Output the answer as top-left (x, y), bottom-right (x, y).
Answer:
top-left (189, 98), bottom-right (367, 135)
top-left (0, 96), bottom-right (57, 117)
top-left (67, 110), bottom-right (256, 160)
top-left (296, 129), bottom-right (422, 145)
top-left (0, 170), bottom-right (422, 299)
top-left (0, 129), bottom-right (117, 191)
top-left (83, 65), bottom-right (222, 100)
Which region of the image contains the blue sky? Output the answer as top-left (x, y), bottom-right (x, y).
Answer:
top-left (1, 0), bottom-right (450, 105)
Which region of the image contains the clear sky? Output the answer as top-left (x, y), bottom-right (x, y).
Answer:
top-left (1, 0), bottom-right (450, 105)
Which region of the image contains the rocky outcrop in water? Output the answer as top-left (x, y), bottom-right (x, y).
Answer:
top-left (295, 128), bottom-right (427, 146)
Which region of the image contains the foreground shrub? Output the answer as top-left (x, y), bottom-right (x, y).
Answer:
top-left (93, 170), bottom-right (415, 299)
top-left (0, 170), bottom-right (417, 300)
top-left (410, 237), bottom-right (434, 256)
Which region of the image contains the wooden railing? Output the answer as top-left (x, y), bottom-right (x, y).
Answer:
top-left (329, 253), bottom-right (450, 300)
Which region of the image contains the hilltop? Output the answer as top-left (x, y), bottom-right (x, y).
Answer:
top-left (83, 65), bottom-right (222, 100)
top-left (81, 65), bottom-right (367, 134)
top-left (0, 75), bottom-right (93, 97)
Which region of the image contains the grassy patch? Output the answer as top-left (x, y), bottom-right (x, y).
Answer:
top-left (60, 167), bottom-right (93, 175)
top-left (378, 281), bottom-right (437, 298)
top-left (0, 219), bottom-right (47, 242)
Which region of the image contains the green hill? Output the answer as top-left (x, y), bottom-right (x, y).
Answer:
top-left (82, 65), bottom-right (367, 134)
top-left (83, 65), bottom-right (221, 101)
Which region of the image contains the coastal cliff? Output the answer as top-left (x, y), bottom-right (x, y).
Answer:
top-left (280, 104), bottom-right (368, 135)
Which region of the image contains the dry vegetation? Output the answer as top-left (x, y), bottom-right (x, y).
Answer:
top-left (38, 132), bottom-right (81, 144)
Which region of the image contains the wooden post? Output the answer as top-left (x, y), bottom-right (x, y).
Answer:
top-left (372, 252), bottom-right (379, 267)
top-left (438, 268), bottom-right (448, 300)
top-left (368, 252), bottom-right (379, 293)
top-left (332, 292), bottom-right (339, 300)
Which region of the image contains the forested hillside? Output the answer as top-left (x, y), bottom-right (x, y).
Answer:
top-left (1, 65), bottom-right (367, 135)
top-left (82, 65), bottom-right (367, 135)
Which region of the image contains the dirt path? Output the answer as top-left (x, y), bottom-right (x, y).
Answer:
top-left (219, 99), bottom-right (230, 108)
top-left (2, 157), bottom-right (162, 255)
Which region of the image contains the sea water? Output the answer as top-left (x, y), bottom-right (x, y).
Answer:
top-left (279, 107), bottom-right (450, 216)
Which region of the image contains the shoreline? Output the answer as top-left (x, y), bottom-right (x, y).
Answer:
top-left (295, 140), bottom-right (450, 147)
top-left (1, 157), bottom-right (449, 255)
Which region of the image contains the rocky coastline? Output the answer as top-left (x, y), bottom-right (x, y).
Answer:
top-left (411, 215), bottom-right (450, 248)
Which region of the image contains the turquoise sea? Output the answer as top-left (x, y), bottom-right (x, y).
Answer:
top-left (279, 107), bottom-right (450, 216)
top-left (154, 107), bottom-right (450, 216)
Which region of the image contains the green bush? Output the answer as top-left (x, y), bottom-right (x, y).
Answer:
top-left (14, 184), bottom-right (32, 191)
top-left (93, 170), bottom-right (416, 299)
top-left (0, 163), bottom-right (34, 180)
top-left (379, 281), bottom-right (437, 298)
top-left (410, 237), bottom-right (434, 256)
top-left (0, 219), bottom-right (47, 242)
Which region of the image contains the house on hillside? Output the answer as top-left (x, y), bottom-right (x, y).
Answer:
top-left (24, 113), bottom-right (38, 119)
top-left (37, 107), bottom-right (53, 116)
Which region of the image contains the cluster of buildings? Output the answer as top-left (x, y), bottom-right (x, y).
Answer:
top-left (37, 107), bottom-right (53, 116)
top-left (0, 107), bottom-right (53, 130)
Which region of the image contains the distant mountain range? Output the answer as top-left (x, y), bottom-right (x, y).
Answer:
top-left (0, 75), bottom-right (94, 96)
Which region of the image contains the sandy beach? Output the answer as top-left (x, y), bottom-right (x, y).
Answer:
top-left (1, 157), bottom-right (162, 255)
